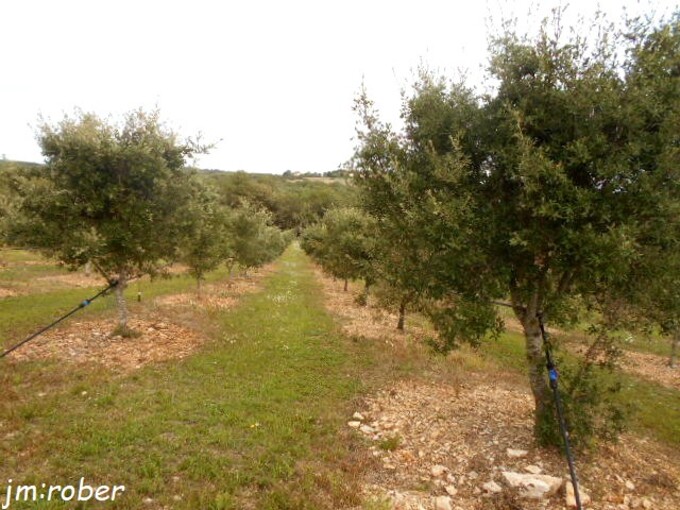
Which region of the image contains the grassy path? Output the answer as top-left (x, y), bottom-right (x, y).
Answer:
top-left (0, 245), bottom-right (374, 509)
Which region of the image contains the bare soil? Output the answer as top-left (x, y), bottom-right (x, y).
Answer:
top-left (0, 287), bottom-right (20, 298)
top-left (313, 269), bottom-right (680, 510)
top-left (36, 273), bottom-right (108, 288)
top-left (154, 265), bottom-right (276, 311)
top-left (312, 268), bottom-right (431, 347)
top-left (619, 351), bottom-right (679, 391)
top-left (354, 378), bottom-right (680, 510)
top-left (6, 317), bottom-right (204, 374)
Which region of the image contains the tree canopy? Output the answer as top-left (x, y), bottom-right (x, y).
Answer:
top-left (12, 109), bottom-right (206, 331)
top-left (352, 12), bottom-right (680, 442)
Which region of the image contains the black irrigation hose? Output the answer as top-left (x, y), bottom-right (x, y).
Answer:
top-left (0, 279), bottom-right (119, 360)
top-left (493, 300), bottom-right (582, 508)
top-left (538, 312), bottom-right (583, 510)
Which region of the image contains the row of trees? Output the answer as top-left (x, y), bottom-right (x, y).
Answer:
top-left (305, 11), bottom-right (679, 445)
top-left (1, 110), bottom-right (290, 334)
top-left (301, 207), bottom-right (418, 330)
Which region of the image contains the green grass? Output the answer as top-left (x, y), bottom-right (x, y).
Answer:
top-left (613, 332), bottom-right (675, 358)
top-left (0, 245), bottom-right (381, 509)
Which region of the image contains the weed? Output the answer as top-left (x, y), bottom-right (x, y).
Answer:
top-left (111, 325), bottom-right (141, 338)
top-left (377, 435), bottom-right (401, 451)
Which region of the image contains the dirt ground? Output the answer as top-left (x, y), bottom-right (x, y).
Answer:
top-left (311, 268), bottom-right (431, 347)
top-left (36, 272), bottom-right (109, 288)
top-left (313, 269), bottom-right (680, 510)
top-left (6, 317), bottom-right (204, 373)
top-left (153, 267), bottom-right (273, 311)
top-left (0, 287), bottom-right (19, 298)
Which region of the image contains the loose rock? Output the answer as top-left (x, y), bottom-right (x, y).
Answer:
top-left (360, 424), bottom-right (375, 435)
top-left (483, 480), bottom-right (503, 494)
top-left (507, 448), bottom-right (529, 458)
top-left (444, 485), bottom-right (457, 496)
top-left (502, 471), bottom-right (563, 499)
top-left (434, 495), bottom-right (453, 510)
top-left (431, 464), bottom-right (448, 478)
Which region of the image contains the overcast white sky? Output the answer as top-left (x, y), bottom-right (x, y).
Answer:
top-left (0, 1), bottom-right (675, 173)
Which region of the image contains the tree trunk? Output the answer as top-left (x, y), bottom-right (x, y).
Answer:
top-left (115, 270), bottom-right (129, 331)
top-left (397, 299), bottom-right (406, 331)
top-left (670, 334), bottom-right (679, 369)
top-left (196, 276), bottom-right (202, 296)
top-left (361, 280), bottom-right (371, 306)
top-left (227, 261), bottom-right (235, 288)
top-left (84, 261), bottom-right (92, 277)
top-left (511, 284), bottom-right (553, 439)
top-left (520, 314), bottom-right (553, 436)
top-left (343, 279), bottom-right (348, 292)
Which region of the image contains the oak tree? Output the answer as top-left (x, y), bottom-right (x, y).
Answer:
top-left (16, 109), bottom-right (205, 333)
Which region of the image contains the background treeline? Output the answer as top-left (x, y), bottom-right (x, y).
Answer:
top-left (1, 160), bottom-right (356, 234)
top-left (202, 169), bottom-right (356, 232)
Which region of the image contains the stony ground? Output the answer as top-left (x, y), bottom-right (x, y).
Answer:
top-left (351, 379), bottom-right (679, 510)
top-left (7, 316), bottom-right (204, 373)
top-left (313, 269), bottom-right (680, 510)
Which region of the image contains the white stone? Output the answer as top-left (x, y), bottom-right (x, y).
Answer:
top-left (434, 496), bottom-right (453, 510)
top-left (502, 471), bottom-right (563, 499)
top-left (565, 482), bottom-right (591, 508)
top-left (506, 448), bottom-right (529, 458)
top-left (431, 464), bottom-right (448, 477)
top-left (347, 421), bottom-right (361, 428)
top-left (445, 485), bottom-right (458, 496)
top-left (483, 481), bottom-right (503, 493)
top-left (625, 480), bottom-right (636, 491)
top-left (642, 498), bottom-right (652, 510)
top-left (524, 465), bottom-right (542, 475)
top-left (359, 424), bottom-right (374, 435)
top-left (468, 470), bottom-right (479, 479)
